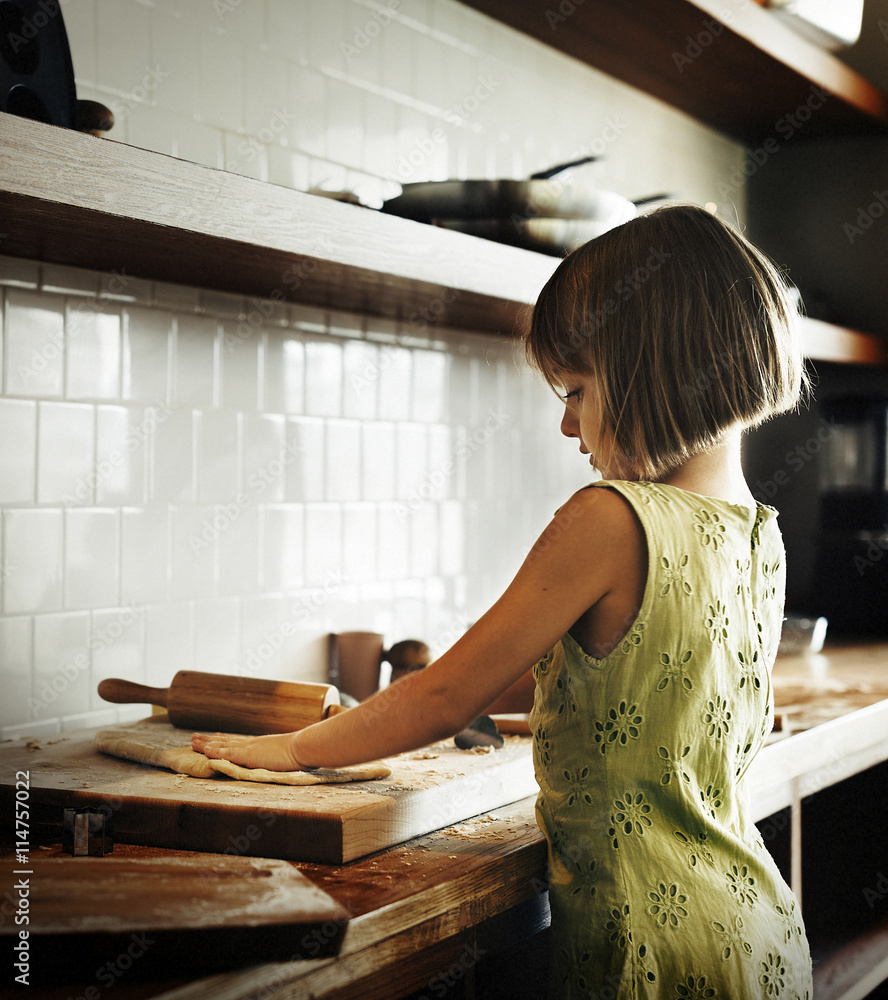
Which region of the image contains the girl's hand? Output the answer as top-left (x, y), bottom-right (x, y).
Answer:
top-left (191, 731), bottom-right (306, 772)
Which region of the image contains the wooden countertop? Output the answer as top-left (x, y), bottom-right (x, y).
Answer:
top-left (771, 639), bottom-right (888, 733)
top-left (12, 797), bottom-right (548, 1000)
top-left (9, 641), bottom-right (888, 1000)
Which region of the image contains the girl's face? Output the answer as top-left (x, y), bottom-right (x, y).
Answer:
top-left (558, 374), bottom-right (628, 479)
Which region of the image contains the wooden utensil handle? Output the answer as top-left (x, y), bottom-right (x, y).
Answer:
top-left (98, 678), bottom-right (169, 708)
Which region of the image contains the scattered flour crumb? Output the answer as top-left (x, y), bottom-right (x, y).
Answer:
top-left (443, 814), bottom-right (500, 838)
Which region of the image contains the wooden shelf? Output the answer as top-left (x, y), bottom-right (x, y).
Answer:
top-left (458, 0), bottom-right (888, 143)
top-left (0, 112), bottom-right (556, 338)
top-left (2, 113), bottom-right (885, 364)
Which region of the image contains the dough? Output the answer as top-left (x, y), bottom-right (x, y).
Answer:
top-left (208, 758), bottom-right (392, 785)
top-left (96, 729), bottom-right (217, 778)
top-left (95, 726), bottom-right (392, 784)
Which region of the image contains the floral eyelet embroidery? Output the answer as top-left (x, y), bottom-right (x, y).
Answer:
top-left (699, 782), bottom-right (724, 817)
top-left (636, 943), bottom-right (657, 984)
top-left (657, 650), bottom-right (694, 693)
top-left (760, 952), bottom-right (787, 996)
top-left (704, 601), bottom-right (730, 644)
top-left (661, 554), bottom-right (693, 596)
top-left (569, 858), bottom-right (597, 897)
top-left (604, 903), bottom-right (632, 948)
top-left (725, 864), bottom-right (758, 907)
top-left (674, 973), bottom-right (718, 998)
top-left (563, 766), bottom-right (593, 807)
top-left (532, 652), bottom-right (552, 681)
top-left (558, 947), bottom-right (592, 992)
top-left (673, 829), bottom-right (714, 868)
top-left (703, 695), bottom-right (732, 741)
top-left (694, 509), bottom-right (726, 550)
top-left (762, 559), bottom-right (781, 601)
top-left (634, 482), bottom-right (672, 504)
top-left (549, 818), bottom-right (567, 858)
top-left (594, 700), bottom-right (643, 753)
top-left (609, 790), bottom-right (653, 848)
top-left (711, 915), bottom-right (752, 961)
top-left (534, 726), bottom-right (552, 768)
top-left (737, 649), bottom-right (761, 691)
top-left (775, 898), bottom-right (804, 945)
top-left (647, 881), bottom-right (689, 927)
top-left (658, 745), bottom-right (692, 785)
top-left (619, 622), bottom-right (646, 654)
top-left (555, 675), bottom-right (578, 717)
top-left (734, 739), bottom-right (754, 778)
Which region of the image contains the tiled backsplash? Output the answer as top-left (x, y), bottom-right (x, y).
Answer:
top-left (0, 0), bottom-right (746, 736)
top-left (0, 261), bottom-right (587, 736)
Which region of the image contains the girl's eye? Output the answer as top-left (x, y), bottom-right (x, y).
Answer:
top-left (562, 388), bottom-right (582, 403)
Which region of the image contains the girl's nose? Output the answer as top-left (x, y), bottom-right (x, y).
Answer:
top-left (561, 407), bottom-right (578, 439)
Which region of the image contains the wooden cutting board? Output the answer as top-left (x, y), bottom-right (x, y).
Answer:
top-left (0, 716), bottom-right (536, 864)
top-left (0, 853), bottom-right (348, 983)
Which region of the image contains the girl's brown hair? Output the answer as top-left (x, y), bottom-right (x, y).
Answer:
top-left (525, 204), bottom-right (807, 480)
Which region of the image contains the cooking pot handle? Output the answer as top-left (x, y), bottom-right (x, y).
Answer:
top-left (529, 155), bottom-right (599, 180)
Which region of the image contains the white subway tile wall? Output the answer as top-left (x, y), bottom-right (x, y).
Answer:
top-left (0, 0), bottom-right (746, 735)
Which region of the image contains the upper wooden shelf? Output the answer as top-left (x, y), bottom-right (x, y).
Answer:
top-left (458, 0), bottom-right (888, 143)
top-left (0, 112), bottom-right (556, 338)
top-left (1, 113), bottom-right (885, 365)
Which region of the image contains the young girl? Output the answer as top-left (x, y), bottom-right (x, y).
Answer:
top-left (194, 205), bottom-right (814, 998)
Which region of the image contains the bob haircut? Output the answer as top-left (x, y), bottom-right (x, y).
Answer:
top-left (525, 204), bottom-right (807, 481)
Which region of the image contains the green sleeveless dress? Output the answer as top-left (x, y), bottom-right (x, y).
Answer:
top-left (529, 481), bottom-right (813, 999)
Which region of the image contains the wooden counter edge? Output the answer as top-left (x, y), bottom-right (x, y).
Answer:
top-left (130, 796), bottom-right (548, 1000)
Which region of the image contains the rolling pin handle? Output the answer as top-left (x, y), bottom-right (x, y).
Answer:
top-left (325, 703), bottom-right (350, 718)
top-left (98, 678), bottom-right (169, 709)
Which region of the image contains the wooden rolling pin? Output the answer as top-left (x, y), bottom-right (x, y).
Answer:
top-left (98, 671), bottom-right (348, 735)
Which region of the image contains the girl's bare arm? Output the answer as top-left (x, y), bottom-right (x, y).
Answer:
top-left (192, 487), bottom-right (638, 770)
